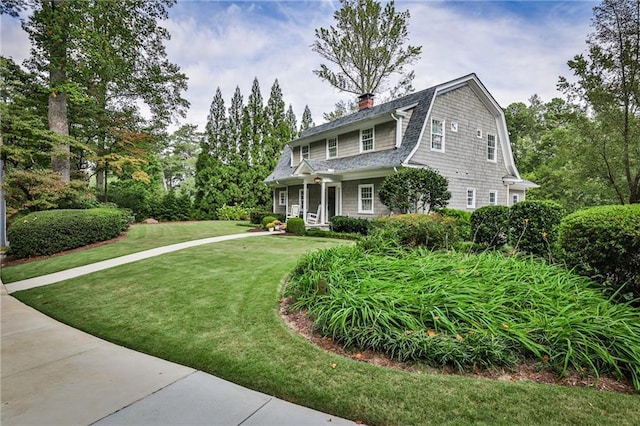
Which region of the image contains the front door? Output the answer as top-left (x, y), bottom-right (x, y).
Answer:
top-left (327, 186), bottom-right (336, 220)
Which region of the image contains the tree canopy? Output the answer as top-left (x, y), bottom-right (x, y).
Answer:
top-left (312, 0), bottom-right (421, 97)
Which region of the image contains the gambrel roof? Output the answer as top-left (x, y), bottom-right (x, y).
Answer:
top-left (265, 74), bottom-right (529, 185)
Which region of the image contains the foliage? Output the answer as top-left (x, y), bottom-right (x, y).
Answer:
top-left (558, 0), bottom-right (640, 204)
top-left (286, 218), bottom-right (306, 236)
top-left (159, 124), bottom-right (201, 192)
top-left (4, 169), bottom-right (97, 215)
top-left (7, 208), bottom-right (129, 258)
top-left (250, 209), bottom-right (272, 224)
top-left (261, 216), bottom-right (278, 229)
top-left (152, 190), bottom-right (192, 222)
top-left (378, 168), bottom-right (450, 213)
top-left (509, 200), bottom-right (566, 258)
top-left (304, 228), bottom-right (360, 240)
top-left (287, 246), bottom-right (640, 389)
top-left (216, 204), bottom-right (249, 221)
top-left (330, 216), bottom-right (371, 235)
top-left (372, 213), bottom-right (464, 250)
top-left (557, 204), bottom-right (640, 302)
top-left (107, 178), bottom-right (162, 221)
top-left (433, 207), bottom-right (471, 240)
top-left (312, 0), bottom-right (421, 97)
top-left (471, 205), bottom-right (511, 248)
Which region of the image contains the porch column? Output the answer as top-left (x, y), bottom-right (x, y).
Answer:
top-left (302, 182), bottom-right (308, 220)
top-left (320, 180), bottom-right (326, 224)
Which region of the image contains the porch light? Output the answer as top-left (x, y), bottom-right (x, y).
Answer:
top-left (314, 177), bottom-right (322, 184)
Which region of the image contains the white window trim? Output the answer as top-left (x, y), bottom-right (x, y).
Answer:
top-left (360, 128), bottom-right (375, 153)
top-left (300, 144), bottom-right (310, 161)
top-left (278, 190), bottom-right (287, 206)
top-left (466, 188), bottom-right (476, 209)
top-left (358, 184), bottom-right (374, 214)
top-left (489, 190), bottom-right (498, 206)
top-left (326, 136), bottom-right (338, 159)
top-left (431, 118), bottom-right (445, 152)
top-left (487, 134), bottom-right (497, 162)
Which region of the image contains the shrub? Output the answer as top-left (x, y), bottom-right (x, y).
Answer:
top-left (471, 205), bottom-right (510, 248)
top-left (330, 216), bottom-right (371, 235)
top-left (250, 209), bottom-right (271, 224)
top-left (152, 191), bottom-right (192, 222)
top-left (216, 204), bottom-right (249, 221)
top-left (287, 218), bottom-right (306, 236)
top-left (557, 204), bottom-right (640, 302)
top-left (434, 207), bottom-right (472, 240)
top-left (372, 213), bottom-right (465, 250)
top-left (108, 179), bottom-right (162, 221)
top-left (509, 200), bottom-right (565, 258)
top-left (7, 208), bottom-right (130, 258)
top-left (378, 167), bottom-right (451, 213)
top-left (261, 216), bottom-right (277, 228)
top-left (305, 228), bottom-right (360, 240)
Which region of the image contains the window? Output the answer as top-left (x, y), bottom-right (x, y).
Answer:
top-left (466, 188), bottom-right (476, 209)
top-left (512, 194), bottom-right (519, 205)
top-left (487, 134), bottom-right (497, 162)
top-left (327, 137), bottom-right (338, 158)
top-left (477, 128), bottom-right (483, 138)
top-left (431, 118), bottom-right (444, 151)
top-left (361, 128), bottom-right (374, 152)
top-left (299, 189), bottom-right (305, 210)
top-left (489, 191), bottom-right (498, 206)
top-left (450, 121), bottom-right (458, 132)
top-left (301, 145), bottom-right (310, 160)
top-left (278, 190), bottom-right (287, 206)
top-left (358, 184), bottom-right (374, 214)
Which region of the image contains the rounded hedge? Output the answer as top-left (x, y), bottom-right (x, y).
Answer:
top-left (372, 213), bottom-right (465, 250)
top-left (509, 200), bottom-right (566, 257)
top-left (7, 208), bottom-right (130, 258)
top-left (557, 204), bottom-right (640, 301)
top-left (286, 218), bottom-right (306, 236)
top-left (471, 205), bottom-right (510, 248)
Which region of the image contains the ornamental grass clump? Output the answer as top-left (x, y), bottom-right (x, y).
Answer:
top-left (286, 244), bottom-right (640, 390)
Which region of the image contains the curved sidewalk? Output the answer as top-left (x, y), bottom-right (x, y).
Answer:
top-left (1, 231), bottom-right (356, 425)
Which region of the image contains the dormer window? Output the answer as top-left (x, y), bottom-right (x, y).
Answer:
top-left (361, 128), bottom-right (374, 152)
top-left (301, 145), bottom-right (310, 160)
top-left (327, 137), bottom-right (338, 159)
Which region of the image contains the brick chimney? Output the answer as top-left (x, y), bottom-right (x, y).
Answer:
top-left (358, 93), bottom-right (374, 110)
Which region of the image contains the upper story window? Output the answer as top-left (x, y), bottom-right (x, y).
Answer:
top-left (327, 137), bottom-right (338, 159)
top-left (361, 128), bottom-right (374, 152)
top-left (487, 134), bottom-right (497, 162)
top-left (431, 118), bottom-right (444, 152)
top-left (358, 184), bottom-right (374, 214)
top-left (466, 188), bottom-right (476, 209)
top-left (301, 145), bottom-right (310, 160)
top-left (489, 190), bottom-right (498, 205)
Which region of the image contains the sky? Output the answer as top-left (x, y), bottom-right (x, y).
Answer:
top-left (0, 0), bottom-right (596, 132)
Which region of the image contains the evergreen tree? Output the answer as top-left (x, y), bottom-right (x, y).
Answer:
top-left (300, 105), bottom-right (314, 133)
top-left (285, 104), bottom-right (298, 139)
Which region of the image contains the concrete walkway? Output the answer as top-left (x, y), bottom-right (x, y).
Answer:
top-left (1, 231), bottom-right (356, 425)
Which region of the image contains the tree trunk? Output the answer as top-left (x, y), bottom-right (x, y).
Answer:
top-left (48, 0), bottom-right (70, 182)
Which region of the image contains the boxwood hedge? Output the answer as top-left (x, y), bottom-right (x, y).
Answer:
top-left (557, 204), bottom-right (640, 302)
top-left (7, 208), bottom-right (130, 258)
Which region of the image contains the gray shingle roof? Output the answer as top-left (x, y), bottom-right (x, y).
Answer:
top-left (265, 85), bottom-right (437, 183)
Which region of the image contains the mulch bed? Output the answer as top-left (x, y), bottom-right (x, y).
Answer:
top-left (279, 296), bottom-right (636, 394)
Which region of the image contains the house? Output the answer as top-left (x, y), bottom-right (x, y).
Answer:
top-left (264, 74), bottom-right (537, 225)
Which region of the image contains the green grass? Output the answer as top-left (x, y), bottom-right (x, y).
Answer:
top-left (1, 220), bottom-right (247, 283)
top-left (13, 236), bottom-right (640, 426)
top-left (287, 245), bottom-right (640, 389)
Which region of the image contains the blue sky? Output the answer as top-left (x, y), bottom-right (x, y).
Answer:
top-left (1, 1), bottom-right (596, 131)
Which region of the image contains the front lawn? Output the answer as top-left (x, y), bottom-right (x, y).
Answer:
top-left (13, 236), bottom-right (640, 425)
top-left (1, 220), bottom-right (247, 283)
